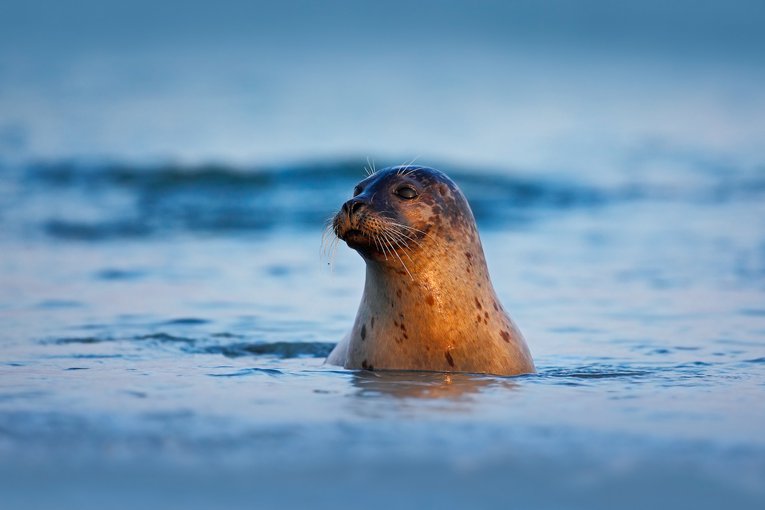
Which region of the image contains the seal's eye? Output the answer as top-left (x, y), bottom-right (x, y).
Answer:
top-left (352, 186), bottom-right (362, 197)
top-left (395, 185), bottom-right (418, 199)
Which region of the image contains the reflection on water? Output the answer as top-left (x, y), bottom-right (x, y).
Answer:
top-left (2, 1), bottom-right (764, 506)
top-left (350, 370), bottom-right (518, 401)
top-left (0, 158), bottom-right (764, 510)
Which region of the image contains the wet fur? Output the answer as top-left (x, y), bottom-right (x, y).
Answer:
top-left (326, 166), bottom-right (535, 376)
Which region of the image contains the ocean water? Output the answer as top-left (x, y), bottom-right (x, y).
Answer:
top-left (2, 1), bottom-right (765, 508)
top-left (1, 158), bottom-right (764, 509)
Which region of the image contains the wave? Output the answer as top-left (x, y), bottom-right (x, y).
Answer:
top-left (50, 334), bottom-right (336, 359)
top-left (194, 341), bottom-right (336, 359)
top-left (5, 158), bottom-right (764, 240)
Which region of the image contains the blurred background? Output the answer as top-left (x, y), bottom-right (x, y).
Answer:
top-left (1, 1), bottom-right (764, 509)
top-left (2, 0), bottom-right (764, 172)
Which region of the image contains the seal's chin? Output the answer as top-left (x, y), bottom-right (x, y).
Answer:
top-left (338, 228), bottom-right (377, 252)
top-left (334, 211), bottom-right (374, 252)
top-left (333, 209), bottom-right (414, 258)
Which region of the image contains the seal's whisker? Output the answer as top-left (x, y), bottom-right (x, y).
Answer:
top-left (364, 156), bottom-right (377, 177)
top-left (321, 218), bottom-right (342, 259)
top-left (393, 223), bottom-right (444, 248)
top-left (379, 229), bottom-right (400, 251)
top-left (379, 231), bottom-right (413, 280)
top-left (379, 220), bottom-right (432, 248)
top-left (320, 223), bottom-right (334, 257)
top-left (375, 216), bottom-right (420, 249)
top-left (389, 233), bottom-right (416, 260)
top-left (381, 234), bottom-right (397, 262)
top-left (379, 218), bottom-right (428, 236)
top-left (391, 224), bottom-right (427, 235)
top-left (385, 224), bottom-right (424, 245)
top-left (379, 229), bottom-right (406, 258)
top-left (330, 235), bottom-right (341, 266)
top-left (391, 245), bottom-right (414, 280)
top-left (322, 227), bottom-right (342, 271)
top-left (397, 155), bottom-right (421, 177)
top-left (398, 157), bottom-right (413, 174)
top-left (322, 215), bottom-right (337, 235)
top-left (373, 235), bottom-right (389, 261)
top-left (382, 236), bottom-right (395, 262)
top-left (381, 226), bottom-right (415, 256)
top-left (384, 229), bottom-right (417, 270)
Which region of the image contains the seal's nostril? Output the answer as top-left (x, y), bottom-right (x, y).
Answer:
top-left (343, 198), bottom-right (364, 218)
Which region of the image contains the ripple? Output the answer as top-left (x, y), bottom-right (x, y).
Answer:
top-left (194, 341), bottom-right (336, 359)
top-left (677, 361), bottom-right (714, 367)
top-left (95, 268), bottom-right (147, 281)
top-left (134, 333), bottom-right (195, 343)
top-left (46, 334), bottom-right (336, 361)
top-left (540, 366), bottom-right (650, 379)
top-left (62, 354), bottom-right (124, 359)
top-left (208, 367), bottom-right (284, 377)
top-left (52, 336), bottom-right (103, 345)
top-left (44, 219), bottom-right (150, 241)
top-left (50, 333), bottom-right (196, 345)
top-left (160, 318), bottom-right (210, 326)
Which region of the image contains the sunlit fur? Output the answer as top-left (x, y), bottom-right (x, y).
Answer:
top-left (326, 165), bottom-right (535, 376)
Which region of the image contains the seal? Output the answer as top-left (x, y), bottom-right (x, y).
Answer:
top-left (326, 165), bottom-right (535, 376)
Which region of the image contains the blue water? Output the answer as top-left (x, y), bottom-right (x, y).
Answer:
top-left (2, 1), bottom-right (765, 508)
top-left (1, 158), bottom-right (764, 509)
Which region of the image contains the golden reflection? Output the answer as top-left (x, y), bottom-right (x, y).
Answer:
top-left (350, 369), bottom-right (519, 400)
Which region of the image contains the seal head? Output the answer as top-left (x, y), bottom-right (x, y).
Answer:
top-left (327, 165), bottom-right (535, 376)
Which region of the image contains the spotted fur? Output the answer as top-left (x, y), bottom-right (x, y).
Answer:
top-left (325, 166), bottom-right (535, 376)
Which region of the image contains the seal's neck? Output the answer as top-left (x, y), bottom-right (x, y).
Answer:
top-left (361, 234), bottom-right (497, 317)
top-left (344, 224), bottom-right (533, 375)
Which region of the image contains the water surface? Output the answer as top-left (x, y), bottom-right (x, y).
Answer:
top-left (1, 159), bottom-right (764, 509)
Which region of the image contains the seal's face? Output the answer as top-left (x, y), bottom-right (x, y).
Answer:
top-left (333, 166), bottom-right (470, 261)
